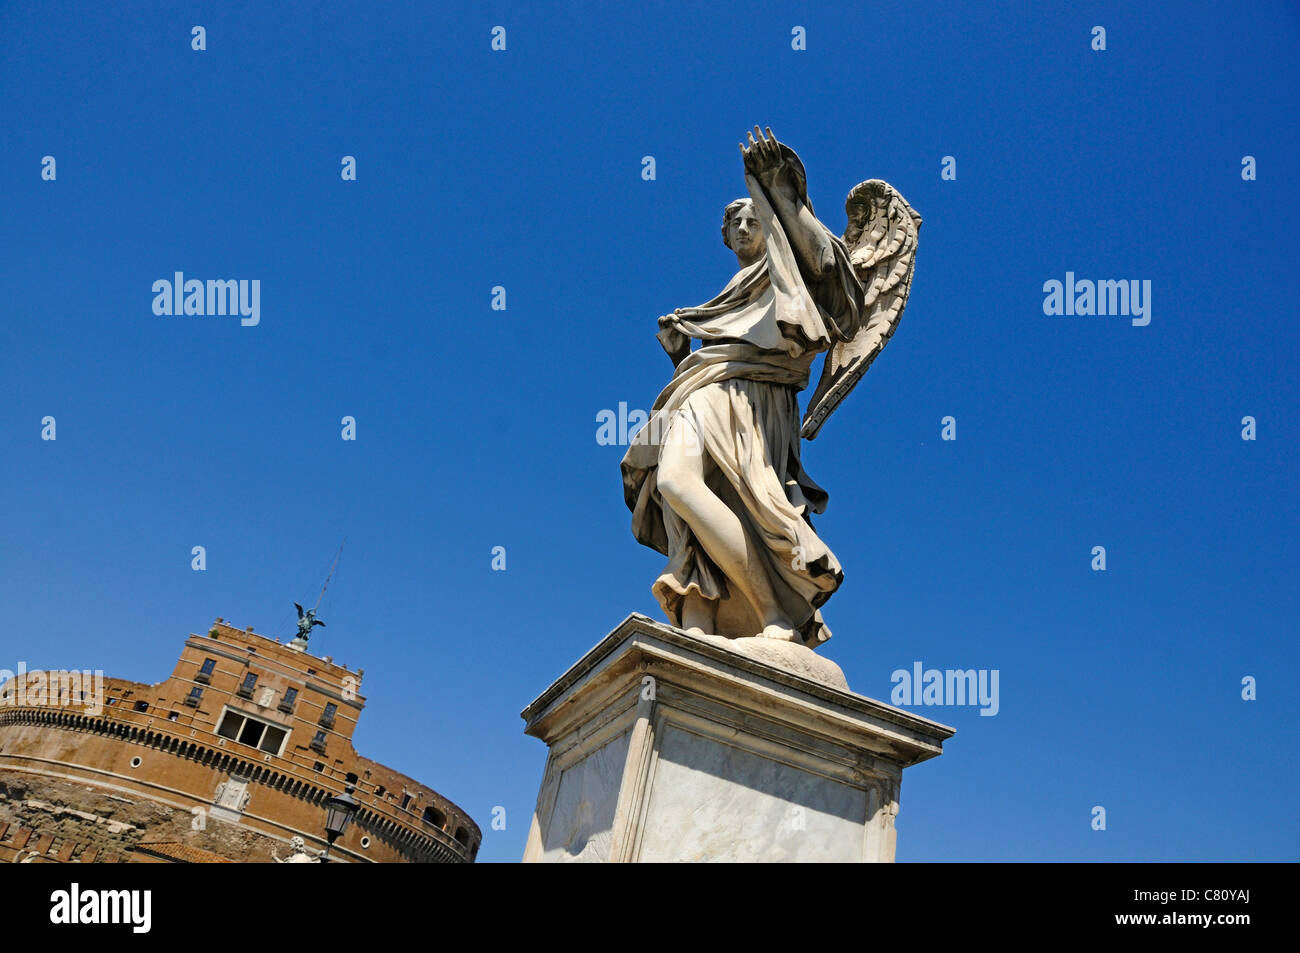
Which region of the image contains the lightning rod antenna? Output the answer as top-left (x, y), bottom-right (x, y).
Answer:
top-left (314, 540), bottom-right (345, 613)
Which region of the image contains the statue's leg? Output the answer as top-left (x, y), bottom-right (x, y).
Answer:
top-left (657, 419), bottom-right (796, 640)
top-left (680, 589), bottom-right (717, 637)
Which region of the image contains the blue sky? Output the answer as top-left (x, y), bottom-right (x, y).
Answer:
top-left (1, 1), bottom-right (1296, 862)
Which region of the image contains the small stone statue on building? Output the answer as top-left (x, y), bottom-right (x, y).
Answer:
top-left (272, 836), bottom-right (320, 863)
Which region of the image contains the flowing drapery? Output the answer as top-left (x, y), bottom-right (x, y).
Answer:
top-left (621, 173), bottom-right (862, 645)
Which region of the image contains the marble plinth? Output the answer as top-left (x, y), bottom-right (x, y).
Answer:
top-left (520, 613), bottom-right (953, 863)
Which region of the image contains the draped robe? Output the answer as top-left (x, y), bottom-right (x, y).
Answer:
top-left (620, 172), bottom-right (864, 646)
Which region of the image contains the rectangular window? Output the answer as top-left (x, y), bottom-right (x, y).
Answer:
top-left (310, 731), bottom-right (327, 753)
top-left (196, 658), bottom-right (216, 684)
top-left (320, 702), bottom-right (337, 727)
top-left (133, 700), bottom-right (149, 712)
top-left (217, 711), bottom-right (243, 739)
top-left (237, 672), bottom-right (258, 698)
top-left (278, 687), bottom-right (298, 713)
top-left (184, 687), bottom-right (202, 707)
top-left (238, 718), bottom-right (265, 747)
top-left (260, 725), bottom-right (287, 755)
top-left (216, 709), bottom-right (287, 756)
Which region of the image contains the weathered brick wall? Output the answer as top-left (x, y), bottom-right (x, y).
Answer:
top-left (0, 770), bottom-right (174, 862)
top-left (0, 769), bottom-right (293, 862)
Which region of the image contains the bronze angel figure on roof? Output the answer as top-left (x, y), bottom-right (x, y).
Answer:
top-left (293, 602), bottom-right (326, 643)
top-left (621, 127), bottom-right (921, 648)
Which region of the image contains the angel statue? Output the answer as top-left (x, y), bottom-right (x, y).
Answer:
top-left (621, 127), bottom-right (921, 648)
top-left (292, 602), bottom-right (325, 645)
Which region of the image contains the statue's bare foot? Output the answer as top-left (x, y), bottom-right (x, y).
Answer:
top-left (759, 621), bottom-right (799, 642)
top-left (684, 625), bottom-right (709, 637)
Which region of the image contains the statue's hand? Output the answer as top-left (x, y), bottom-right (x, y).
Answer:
top-left (657, 316), bottom-right (689, 367)
top-left (740, 125), bottom-right (787, 190)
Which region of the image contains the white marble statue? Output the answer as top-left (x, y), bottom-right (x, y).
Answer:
top-left (621, 128), bottom-right (921, 647)
top-left (272, 836), bottom-right (320, 863)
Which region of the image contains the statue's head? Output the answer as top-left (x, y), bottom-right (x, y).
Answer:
top-left (289, 836), bottom-right (305, 851)
top-left (721, 198), bottom-right (766, 265)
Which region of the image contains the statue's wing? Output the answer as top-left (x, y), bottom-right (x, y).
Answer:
top-left (800, 179), bottom-right (922, 440)
top-left (294, 602), bottom-right (305, 619)
top-left (313, 619), bottom-right (326, 628)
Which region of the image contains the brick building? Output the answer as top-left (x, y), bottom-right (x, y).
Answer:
top-left (0, 619), bottom-right (479, 863)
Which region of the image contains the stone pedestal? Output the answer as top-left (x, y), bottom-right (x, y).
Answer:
top-left (520, 614), bottom-right (953, 863)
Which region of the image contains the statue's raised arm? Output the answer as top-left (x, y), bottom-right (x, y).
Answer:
top-left (740, 126), bottom-right (840, 284)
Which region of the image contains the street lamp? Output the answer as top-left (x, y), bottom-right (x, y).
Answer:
top-left (321, 784), bottom-right (359, 863)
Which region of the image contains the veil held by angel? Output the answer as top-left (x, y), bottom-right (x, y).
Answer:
top-left (620, 128), bottom-right (921, 649)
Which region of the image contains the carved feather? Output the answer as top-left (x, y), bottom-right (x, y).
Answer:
top-left (800, 179), bottom-right (921, 440)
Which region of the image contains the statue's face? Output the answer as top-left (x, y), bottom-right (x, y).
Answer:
top-left (727, 204), bottom-right (766, 262)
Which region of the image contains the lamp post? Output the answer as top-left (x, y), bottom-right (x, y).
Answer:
top-left (321, 784), bottom-right (359, 863)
